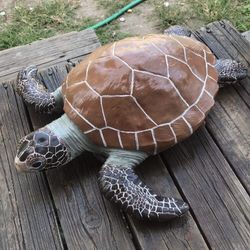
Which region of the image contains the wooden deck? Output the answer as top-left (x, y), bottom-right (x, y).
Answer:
top-left (0, 21), bottom-right (249, 250)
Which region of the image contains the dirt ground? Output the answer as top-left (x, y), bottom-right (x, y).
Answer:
top-left (0, 0), bottom-right (161, 35)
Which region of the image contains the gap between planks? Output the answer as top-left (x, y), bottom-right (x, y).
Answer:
top-left (27, 64), bottom-right (209, 250)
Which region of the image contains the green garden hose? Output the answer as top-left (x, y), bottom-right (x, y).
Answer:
top-left (81, 0), bottom-right (145, 30)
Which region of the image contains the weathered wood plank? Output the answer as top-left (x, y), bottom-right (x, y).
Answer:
top-left (194, 21), bottom-right (250, 192)
top-left (127, 156), bottom-right (208, 250)
top-left (207, 88), bottom-right (250, 191)
top-left (213, 21), bottom-right (250, 105)
top-left (0, 82), bottom-right (63, 249)
top-left (29, 66), bottom-right (209, 249)
top-left (0, 29), bottom-right (100, 82)
top-left (16, 30), bottom-right (209, 249)
top-left (47, 154), bottom-right (136, 250)
top-left (26, 64), bottom-right (209, 248)
top-left (26, 67), bottom-right (136, 250)
top-left (194, 20), bottom-right (250, 106)
top-left (162, 127), bottom-right (250, 249)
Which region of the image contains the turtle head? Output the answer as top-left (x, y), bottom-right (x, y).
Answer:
top-left (216, 59), bottom-right (248, 86)
top-left (15, 128), bottom-right (70, 172)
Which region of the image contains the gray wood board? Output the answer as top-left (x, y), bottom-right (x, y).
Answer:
top-left (2, 22), bottom-right (249, 249)
top-left (0, 29), bottom-right (100, 82)
top-left (0, 81), bottom-right (63, 249)
top-left (194, 20), bottom-right (250, 107)
top-left (127, 156), bottom-right (208, 250)
top-left (25, 67), bottom-right (136, 250)
top-left (162, 127), bottom-right (250, 250)
top-left (194, 20), bottom-right (250, 192)
top-left (28, 66), bottom-right (208, 249)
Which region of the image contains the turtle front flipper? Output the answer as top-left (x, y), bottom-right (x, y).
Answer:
top-left (98, 153), bottom-right (189, 221)
top-left (16, 65), bottom-right (63, 114)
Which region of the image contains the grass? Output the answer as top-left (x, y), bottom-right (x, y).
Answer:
top-left (191, 0), bottom-right (250, 32)
top-left (95, 22), bottom-right (132, 44)
top-left (152, 1), bottom-right (191, 29)
top-left (96, 0), bottom-right (132, 16)
top-left (0, 1), bottom-right (86, 49)
top-left (153, 0), bottom-right (250, 32)
top-left (94, 0), bottom-right (134, 43)
top-left (0, 0), bottom-right (132, 50)
top-left (1, 0), bottom-right (249, 51)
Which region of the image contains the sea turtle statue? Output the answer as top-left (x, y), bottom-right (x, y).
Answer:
top-left (15, 26), bottom-right (247, 222)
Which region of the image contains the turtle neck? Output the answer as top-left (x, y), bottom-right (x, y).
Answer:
top-left (46, 114), bottom-right (101, 160)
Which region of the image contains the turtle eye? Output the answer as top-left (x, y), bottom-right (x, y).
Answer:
top-left (32, 161), bottom-right (42, 168)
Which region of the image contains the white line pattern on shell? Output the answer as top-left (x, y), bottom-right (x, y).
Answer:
top-left (165, 55), bottom-right (170, 78)
top-left (151, 129), bottom-right (157, 155)
top-left (151, 41), bottom-right (195, 107)
top-left (65, 75), bottom-right (69, 88)
top-left (70, 81), bottom-right (85, 88)
top-left (135, 132), bottom-right (139, 150)
top-left (169, 125), bottom-right (177, 144)
top-left (117, 131), bottom-right (123, 149)
top-left (85, 60), bottom-right (91, 81)
top-left (134, 68), bottom-right (190, 108)
top-left (102, 94), bottom-right (131, 98)
top-left (65, 98), bottom-right (96, 129)
top-left (208, 75), bottom-right (217, 83)
top-left (182, 117), bottom-right (193, 134)
top-left (100, 97), bottom-right (107, 126)
top-left (84, 128), bottom-right (96, 134)
top-left (195, 105), bottom-right (205, 118)
top-left (84, 80), bottom-right (100, 96)
top-left (153, 36), bottom-right (206, 84)
top-left (64, 38), bottom-right (215, 152)
top-left (167, 55), bottom-right (205, 83)
top-left (132, 96), bottom-right (158, 126)
top-left (169, 35), bottom-right (188, 62)
top-left (204, 89), bottom-right (213, 99)
top-left (130, 70), bottom-right (135, 95)
top-left (100, 129), bottom-right (107, 147)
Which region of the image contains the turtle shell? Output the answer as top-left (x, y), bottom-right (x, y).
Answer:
top-left (62, 34), bottom-right (219, 154)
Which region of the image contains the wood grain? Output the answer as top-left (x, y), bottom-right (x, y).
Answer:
top-left (162, 127), bottom-right (250, 250)
top-left (0, 81), bottom-right (63, 249)
top-left (127, 156), bottom-right (208, 250)
top-left (1, 22), bottom-right (249, 250)
top-left (194, 20), bottom-right (250, 107)
top-left (27, 64), bottom-right (208, 249)
top-left (0, 29), bottom-right (100, 82)
top-left (27, 67), bottom-right (136, 250)
top-left (194, 20), bottom-right (250, 193)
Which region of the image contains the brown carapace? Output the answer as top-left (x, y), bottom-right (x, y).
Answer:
top-left (62, 34), bottom-right (219, 154)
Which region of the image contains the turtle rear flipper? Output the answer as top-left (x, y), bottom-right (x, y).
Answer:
top-left (215, 59), bottom-right (248, 86)
top-left (16, 65), bottom-right (63, 114)
top-left (98, 153), bottom-right (189, 221)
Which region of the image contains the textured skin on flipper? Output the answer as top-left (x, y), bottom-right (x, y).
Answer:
top-left (62, 34), bottom-right (219, 154)
top-left (17, 66), bottom-right (56, 113)
top-left (98, 163), bottom-right (189, 221)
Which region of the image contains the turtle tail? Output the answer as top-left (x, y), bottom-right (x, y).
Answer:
top-left (98, 163), bottom-right (189, 221)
